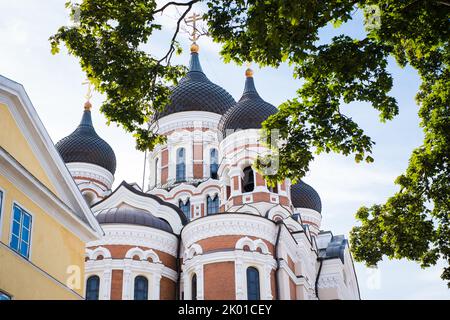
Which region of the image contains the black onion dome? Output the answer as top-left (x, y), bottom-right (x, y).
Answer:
top-left (157, 49), bottom-right (236, 118)
top-left (290, 181), bottom-right (322, 213)
top-left (218, 70), bottom-right (278, 137)
top-left (95, 205), bottom-right (173, 233)
top-left (55, 108), bottom-right (117, 174)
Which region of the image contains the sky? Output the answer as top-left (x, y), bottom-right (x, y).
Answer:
top-left (0, 0), bottom-right (448, 299)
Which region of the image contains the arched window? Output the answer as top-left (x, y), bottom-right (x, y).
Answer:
top-left (86, 275), bottom-right (100, 300)
top-left (176, 148), bottom-right (186, 182)
top-left (246, 267), bottom-right (260, 300)
top-left (155, 158), bottom-right (160, 186)
top-left (242, 166), bottom-right (255, 192)
top-left (191, 274), bottom-right (197, 300)
top-left (134, 276), bottom-right (148, 300)
top-left (207, 195), bottom-right (219, 215)
top-left (210, 148), bottom-right (219, 180)
top-left (179, 199), bottom-right (191, 220)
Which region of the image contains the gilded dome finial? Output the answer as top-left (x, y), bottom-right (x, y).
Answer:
top-left (245, 62), bottom-right (254, 78)
top-left (190, 42), bottom-right (199, 53)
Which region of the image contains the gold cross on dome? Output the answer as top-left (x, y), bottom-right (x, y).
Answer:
top-left (82, 79), bottom-right (93, 102)
top-left (185, 12), bottom-right (202, 42)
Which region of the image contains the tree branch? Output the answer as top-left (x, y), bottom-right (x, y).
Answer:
top-left (154, 0), bottom-right (200, 15)
top-left (157, 1), bottom-right (198, 63)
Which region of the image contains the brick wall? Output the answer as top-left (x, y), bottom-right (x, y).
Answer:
top-left (110, 270), bottom-right (123, 300)
top-left (160, 276), bottom-right (176, 300)
top-left (204, 262), bottom-right (236, 300)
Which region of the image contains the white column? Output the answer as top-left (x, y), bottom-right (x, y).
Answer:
top-left (122, 268), bottom-right (132, 300)
top-left (195, 264), bottom-right (204, 300)
top-left (102, 269), bottom-right (112, 300)
top-left (235, 259), bottom-right (245, 300)
top-left (152, 273), bottom-right (162, 300)
top-left (263, 265), bottom-right (274, 300)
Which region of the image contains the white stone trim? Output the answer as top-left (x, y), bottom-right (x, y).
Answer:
top-left (184, 243), bottom-right (203, 260)
top-left (66, 162), bottom-right (114, 189)
top-left (155, 111), bottom-right (222, 135)
top-left (181, 214), bottom-right (277, 249)
top-left (87, 224), bottom-right (178, 256)
top-left (125, 247), bottom-right (161, 263)
top-left (235, 236), bottom-right (270, 255)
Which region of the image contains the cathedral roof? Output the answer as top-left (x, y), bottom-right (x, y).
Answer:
top-left (218, 69), bottom-right (278, 137)
top-left (95, 204), bottom-right (173, 233)
top-left (55, 105), bottom-right (117, 174)
top-left (290, 180), bottom-right (322, 213)
top-left (157, 45), bottom-right (236, 118)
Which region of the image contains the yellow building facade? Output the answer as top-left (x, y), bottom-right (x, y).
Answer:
top-left (0, 75), bottom-right (103, 300)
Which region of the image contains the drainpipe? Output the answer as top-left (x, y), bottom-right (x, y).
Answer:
top-left (274, 221), bottom-right (283, 300)
top-left (175, 234), bottom-right (182, 300)
top-left (315, 259), bottom-right (323, 300)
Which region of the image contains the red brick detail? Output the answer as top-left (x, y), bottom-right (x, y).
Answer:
top-left (271, 270), bottom-right (277, 300)
top-left (88, 245), bottom-right (177, 271)
top-left (193, 163), bottom-right (203, 179)
top-left (204, 262), bottom-right (235, 300)
top-left (280, 181), bottom-right (286, 191)
top-left (111, 270), bottom-right (123, 300)
top-left (196, 235), bottom-right (274, 255)
top-left (233, 196), bottom-right (242, 206)
top-left (160, 277), bottom-right (176, 300)
top-left (252, 192), bottom-right (271, 202)
top-left (279, 196), bottom-right (290, 206)
top-left (233, 176), bottom-right (240, 192)
top-left (255, 172), bottom-right (265, 187)
top-left (161, 148), bottom-right (168, 166)
top-left (161, 167), bottom-right (168, 185)
top-left (160, 148), bottom-right (169, 184)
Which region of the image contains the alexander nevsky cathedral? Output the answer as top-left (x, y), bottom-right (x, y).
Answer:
top-left (54, 42), bottom-right (360, 300)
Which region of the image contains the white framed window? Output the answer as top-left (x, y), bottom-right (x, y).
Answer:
top-left (206, 195), bottom-right (219, 215)
top-left (86, 275), bottom-right (100, 300)
top-left (10, 203), bottom-right (32, 259)
top-left (134, 275), bottom-right (149, 300)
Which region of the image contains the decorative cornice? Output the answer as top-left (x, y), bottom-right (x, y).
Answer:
top-left (87, 225), bottom-right (178, 256)
top-left (181, 214), bottom-right (277, 248)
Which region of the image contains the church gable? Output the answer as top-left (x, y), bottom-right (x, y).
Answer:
top-left (0, 102), bottom-right (56, 194)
